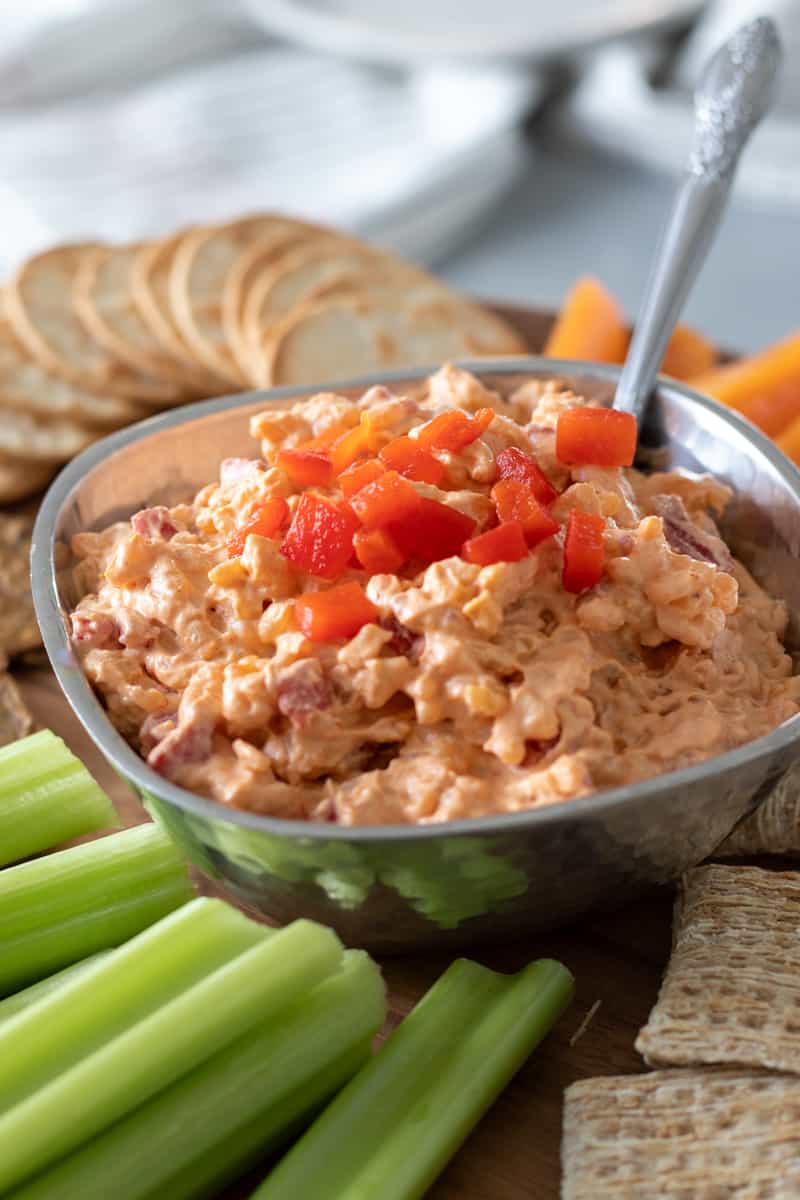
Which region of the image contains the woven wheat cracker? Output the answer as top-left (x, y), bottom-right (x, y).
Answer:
top-left (563, 1067), bottom-right (800, 1198)
top-left (0, 513), bottom-right (40, 656)
top-left (5, 246), bottom-right (182, 404)
top-left (0, 667), bottom-right (33, 747)
top-left (636, 864), bottom-right (800, 1073)
top-left (169, 215), bottom-right (322, 386)
top-left (73, 243), bottom-right (213, 396)
top-left (717, 767), bottom-right (800, 857)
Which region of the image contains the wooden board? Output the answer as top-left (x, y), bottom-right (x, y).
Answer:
top-left (14, 305), bottom-right (675, 1200)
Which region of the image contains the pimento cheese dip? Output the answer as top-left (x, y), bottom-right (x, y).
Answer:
top-left (69, 366), bottom-right (800, 825)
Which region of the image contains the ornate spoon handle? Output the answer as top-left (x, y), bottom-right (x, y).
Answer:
top-left (614, 17), bottom-right (782, 419)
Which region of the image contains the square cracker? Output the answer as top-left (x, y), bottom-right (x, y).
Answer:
top-left (0, 513), bottom-right (40, 657)
top-left (717, 767), bottom-right (800, 858)
top-left (562, 1068), bottom-right (800, 1198)
top-left (636, 864), bottom-right (800, 1073)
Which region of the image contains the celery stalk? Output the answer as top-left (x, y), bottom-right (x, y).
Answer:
top-left (0, 822), bottom-right (193, 995)
top-left (0, 731), bottom-right (117, 867)
top-left (0, 898), bottom-right (268, 1112)
top-left (0, 954), bottom-right (110, 1026)
top-left (13, 951), bottom-right (385, 1200)
top-left (251, 957), bottom-right (574, 1200)
top-left (0, 918), bottom-right (343, 1192)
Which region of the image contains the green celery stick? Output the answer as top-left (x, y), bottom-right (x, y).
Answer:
top-left (13, 951), bottom-right (385, 1200)
top-left (0, 731), bottom-right (118, 867)
top-left (0, 918), bottom-right (343, 1192)
top-left (252, 957), bottom-right (574, 1200)
top-left (0, 822), bottom-right (193, 995)
top-left (0, 898), bottom-right (268, 1111)
top-left (0, 954), bottom-right (110, 1026)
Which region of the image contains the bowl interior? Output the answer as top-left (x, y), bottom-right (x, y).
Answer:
top-left (33, 357), bottom-right (800, 843)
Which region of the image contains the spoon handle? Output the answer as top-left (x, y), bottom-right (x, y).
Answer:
top-left (614, 17), bottom-right (782, 419)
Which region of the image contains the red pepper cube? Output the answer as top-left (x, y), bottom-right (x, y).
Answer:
top-left (295, 581), bottom-right (379, 642)
top-left (227, 496), bottom-right (289, 558)
top-left (339, 458), bottom-right (385, 499)
top-left (416, 408), bottom-right (491, 454)
top-left (563, 509), bottom-right (606, 593)
top-left (491, 478), bottom-right (560, 547)
top-left (349, 470), bottom-right (422, 531)
top-left (555, 407), bottom-right (638, 467)
top-left (353, 527), bottom-right (406, 575)
top-left (277, 447), bottom-right (334, 488)
top-left (379, 436), bottom-right (445, 486)
top-left (388, 497), bottom-right (476, 565)
top-left (281, 493), bottom-right (359, 580)
top-left (330, 420), bottom-right (383, 476)
top-left (462, 521), bottom-right (528, 566)
top-left (495, 447), bottom-right (559, 506)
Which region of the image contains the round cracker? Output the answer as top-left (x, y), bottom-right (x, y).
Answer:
top-left (262, 285), bottom-right (528, 388)
top-left (221, 229), bottom-right (321, 381)
top-left (168, 214), bottom-right (324, 386)
top-left (0, 406), bottom-right (97, 463)
top-left (241, 241), bottom-right (424, 383)
top-left (131, 235), bottom-right (228, 394)
top-left (0, 319), bottom-right (145, 428)
top-left (0, 459), bottom-right (54, 505)
top-left (4, 245), bottom-right (184, 405)
top-left (73, 243), bottom-right (217, 396)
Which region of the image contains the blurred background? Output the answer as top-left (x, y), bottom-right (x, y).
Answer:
top-left (1, 0), bottom-right (798, 352)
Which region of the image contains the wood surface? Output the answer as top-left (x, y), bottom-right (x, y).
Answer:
top-left (15, 304), bottom-right (675, 1200)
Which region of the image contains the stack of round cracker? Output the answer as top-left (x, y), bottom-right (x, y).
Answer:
top-left (0, 216), bottom-right (526, 505)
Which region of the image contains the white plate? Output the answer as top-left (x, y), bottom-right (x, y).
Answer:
top-left (244, 0), bottom-right (703, 65)
top-left (0, 50), bottom-right (538, 273)
top-left (560, 42), bottom-right (800, 209)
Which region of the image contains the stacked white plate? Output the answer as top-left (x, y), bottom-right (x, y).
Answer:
top-left (560, 0), bottom-right (800, 209)
top-left (0, 0), bottom-right (538, 274)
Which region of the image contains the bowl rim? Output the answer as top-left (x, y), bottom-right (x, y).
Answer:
top-left (32, 355), bottom-right (800, 843)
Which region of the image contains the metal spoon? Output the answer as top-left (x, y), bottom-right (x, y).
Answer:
top-left (614, 16), bottom-right (782, 420)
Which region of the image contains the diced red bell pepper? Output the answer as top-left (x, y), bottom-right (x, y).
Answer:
top-left (495, 447), bottom-right (559, 506)
top-left (226, 496), bottom-right (289, 558)
top-left (416, 407), bottom-right (494, 454)
top-left (462, 521), bottom-right (528, 566)
top-left (277, 447), bottom-right (334, 488)
top-left (379, 436), bottom-right (445, 485)
top-left (491, 479), bottom-right (560, 547)
top-left (329, 419), bottom-right (384, 476)
top-left (295, 581), bottom-right (379, 643)
top-left (299, 422), bottom-right (347, 450)
top-left (349, 470), bottom-right (421, 531)
top-left (388, 497), bottom-right (476, 565)
top-left (281, 493), bottom-right (359, 580)
top-left (353, 527), bottom-right (406, 575)
top-left (338, 458), bottom-right (385, 499)
top-left (563, 510), bottom-right (606, 593)
top-left (555, 407), bottom-right (638, 467)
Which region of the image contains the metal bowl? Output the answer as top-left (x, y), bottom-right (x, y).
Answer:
top-left (32, 358), bottom-right (800, 951)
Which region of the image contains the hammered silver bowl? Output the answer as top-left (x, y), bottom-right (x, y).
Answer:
top-left (31, 358), bottom-right (800, 951)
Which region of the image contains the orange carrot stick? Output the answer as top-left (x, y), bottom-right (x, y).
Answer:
top-left (544, 277), bottom-right (628, 364)
top-left (689, 333), bottom-right (800, 437)
top-left (776, 413), bottom-right (800, 465)
top-left (660, 325), bottom-right (718, 380)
